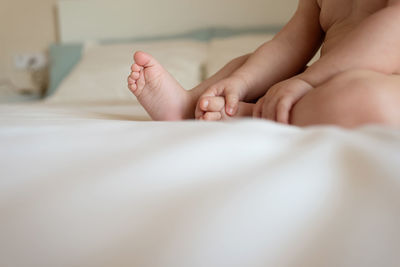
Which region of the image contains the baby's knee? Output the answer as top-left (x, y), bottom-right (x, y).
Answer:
top-left (292, 70), bottom-right (396, 127)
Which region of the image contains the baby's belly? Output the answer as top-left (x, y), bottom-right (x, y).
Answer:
top-left (320, 19), bottom-right (400, 74)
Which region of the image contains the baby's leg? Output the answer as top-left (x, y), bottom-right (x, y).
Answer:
top-left (128, 52), bottom-right (250, 121)
top-left (199, 96), bottom-right (254, 121)
top-left (291, 69), bottom-right (400, 128)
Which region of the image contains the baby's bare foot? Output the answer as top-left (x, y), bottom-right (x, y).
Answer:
top-left (127, 51), bottom-right (194, 120)
top-left (198, 96), bottom-right (254, 121)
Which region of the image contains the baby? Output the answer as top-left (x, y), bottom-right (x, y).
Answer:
top-left (127, 0), bottom-right (400, 127)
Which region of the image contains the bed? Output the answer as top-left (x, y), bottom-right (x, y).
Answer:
top-left (1, 0), bottom-right (400, 266)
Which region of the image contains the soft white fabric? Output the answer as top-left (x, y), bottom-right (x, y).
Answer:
top-left (47, 40), bottom-right (208, 103)
top-left (205, 34), bottom-right (274, 77)
top-left (1, 102), bottom-right (400, 267)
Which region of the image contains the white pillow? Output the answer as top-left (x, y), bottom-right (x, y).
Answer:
top-left (205, 34), bottom-right (274, 78)
top-left (47, 40), bottom-right (208, 103)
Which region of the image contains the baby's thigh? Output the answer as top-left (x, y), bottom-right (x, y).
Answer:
top-left (291, 69), bottom-right (400, 128)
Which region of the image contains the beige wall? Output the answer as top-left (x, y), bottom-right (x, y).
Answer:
top-left (0, 0), bottom-right (58, 92)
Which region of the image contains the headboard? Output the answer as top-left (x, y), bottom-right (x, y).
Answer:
top-left (57, 0), bottom-right (298, 44)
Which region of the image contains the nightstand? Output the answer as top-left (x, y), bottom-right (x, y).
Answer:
top-left (0, 87), bottom-right (42, 104)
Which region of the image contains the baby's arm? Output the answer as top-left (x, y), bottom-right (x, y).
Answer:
top-left (299, 2), bottom-right (400, 87)
top-left (197, 0), bottom-right (323, 118)
top-left (233, 0), bottom-right (323, 101)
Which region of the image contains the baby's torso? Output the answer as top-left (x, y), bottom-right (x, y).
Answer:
top-left (318, 0), bottom-right (388, 54)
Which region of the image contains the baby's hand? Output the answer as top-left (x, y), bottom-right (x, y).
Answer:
top-left (197, 96), bottom-right (231, 121)
top-left (195, 76), bottom-right (248, 119)
top-left (253, 77), bottom-right (314, 124)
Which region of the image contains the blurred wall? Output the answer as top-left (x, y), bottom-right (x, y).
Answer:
top-left (0, 0), bottom-right (58, 93)
top-left (58, 0), bottom-right (298, 43)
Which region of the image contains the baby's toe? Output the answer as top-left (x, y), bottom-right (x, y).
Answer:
top-left (200, 96), bottom-right (225, 112)
top-left (130, 71), bottom-right (140, 80)
top-left (128, 77), bottom-right (136, 85)
top-left (131, 63), bottom-right (141, 72)
top-left (202, 112), bottom-right (222, 121)
top-left (129, 83), bottom-right (137, 91)
top-left (136, 70), bottom-right (146, 91)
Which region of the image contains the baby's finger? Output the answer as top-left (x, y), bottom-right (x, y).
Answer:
top-left (199, 96), bottom-right (225, 112)
top-left (201, 84), bottom-right (224, 98)
top-left (276, 98), bottom-right (292, 124)
top-left (253, 98), bottom-right (264, 118)
top-left (195, 102), bottom-right (205, 120)
top-left (225, 92), bottom-right (239, 116)
top-left (202, 112), bottom-right (222, 121)
top-left (261, 97), bottom-right (277, 121)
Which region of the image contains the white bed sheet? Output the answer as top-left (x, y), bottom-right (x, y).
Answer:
top-left (1, 101), bottom-right (400, 267)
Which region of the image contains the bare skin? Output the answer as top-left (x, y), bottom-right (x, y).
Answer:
top-left (128, 52), bottom-right (254, 120)
top-left (128, 0), bottom-right (400, 127)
